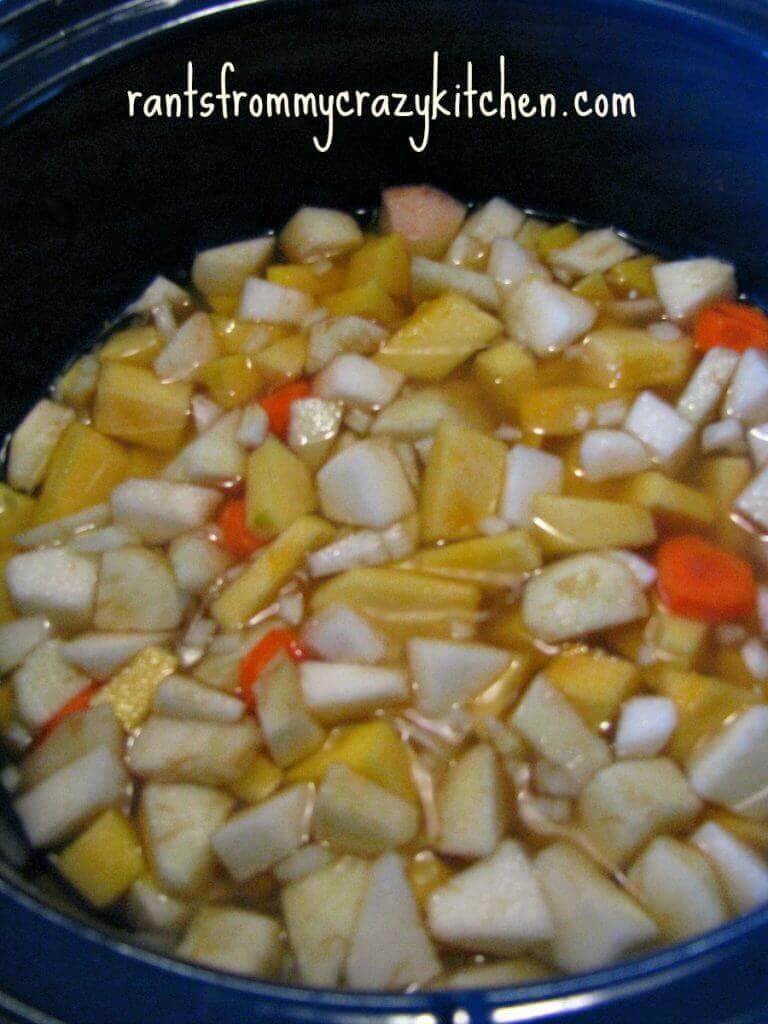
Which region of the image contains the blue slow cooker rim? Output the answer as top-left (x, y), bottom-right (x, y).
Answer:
top-left (2, 0), bottom-right (768, 1013)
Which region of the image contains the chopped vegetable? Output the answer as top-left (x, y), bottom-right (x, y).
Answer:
top-left (260, 379), bottom-right (312, 438)
top-left (239, 628), bottom-right (305, 708)
top-left (695, 301), bottom-right (768, 353)
top-left (657, 535), bottom-right (756, 623)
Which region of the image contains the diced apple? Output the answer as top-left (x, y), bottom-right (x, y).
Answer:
top-left (688, 706), bottom-right (768, 818)
top-left (128, 716), bottom-right (259, 784)
top-left (60, 632), bottom-right (169, 677)
top-left (19, 704), bottom-right (121, 789)
top-left (317, 439), bottom-right (415, 528)
top-left (126, 874), bottom-right (190, 934)
top-left (288, 397), bottom-right (343, 468)
top-left (314, 354), bottom-right (404, 410)
top-left (502, 277), bottom-right (597, 357)
top-left (549, 228), bottom-right (637, 278)
top-left (428, 840), bottom-right (552, 956)
top-left (0, 617), bottom-right (51, 674)
top-left (499, 446), bottom-right (563, 528)
top-left (409, 638), bottom-right (509, 718)
top-left (676, 347), bottom-right (739, 425)
top-left (313, 764), bottom-right (419, 855)
top-left (95, 548), bottom-right (185, 632)
top-left (192, 236), bottom-right (274, 295)
top-left (463, 197), bottom-right (524, 244)
top-left (534, 841), bottom-right (657, 971)
top-left (239, 277), bottom-right (314, 325)
top-left (652, 258), bottom-right (736, 321)
top-left (625, 391), bottom-right (695, 471)
top-left (379, 185), bottom-right (466, 259)
top-left (15, 503), bottom-right (111, 550)
top-left (436, 743), bottom-right (511, 859)
top-left (177, 907), bottom-right (282, 976)
top-left (404, 530), bottom-right (541, 590)
top-left (274, 843), bottom-right (335, 884)
top-left (614, 697), bottom-right (677, 759)
top-left (6, 548), bottom-right (97, 631)
top-left (258, 653), bottom-right (326, 767)
top-left (530, 494), bottom-right (656, 555)
top-left (152, 674), bottom-right (244, 722)
top-left (305, 316), bottom-right (387, 374)
top-left (298, 661), bottom-right (408, 723)
top-left (280, 207), bottom-right (362, 263)
top-left (14, 745), bottom-right (128, 848)
top-left (578, 758), bottom-right (702, 863)
top-left (487, 237), bottom-right (549, 289)
top-left (169, 535), bottom-right (233, 596)
top-left (579, 430), bottom-right (651, 482)
top-left (371, 386), bottom-right (480, 440)
top-left (110, 479), bottom-right (222, 544)
top-left (345, 851), bottom-right (441, 989)
top-left (8, 400), bottom-right (75, 494)
top-left (162, 411), bottom-right (245, 485)
top-left (691, 820), bottom-right (768, 912)
top-left (410, 257), bottom-right (500, 312)
top-left (153, 312), bottom-right (219, 383)
top-left (13, 641), bottom-right (90, 730)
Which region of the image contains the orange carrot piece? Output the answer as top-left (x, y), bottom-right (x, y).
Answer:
top-left (216, 498), bottom-right (267, 558)
top-left (239, 628), bottom-right (305, 709)
top-left (694, 301), bottom-right (768, 354)
top-left (38, 683), bottom-right (101, 743)
top-left (261, 380), bottom-right (312, 439)
top-left (657, 534), bottom-right (756, 623)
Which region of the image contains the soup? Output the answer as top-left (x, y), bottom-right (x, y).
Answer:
top-left (2, 185), bottom-right (768, 989)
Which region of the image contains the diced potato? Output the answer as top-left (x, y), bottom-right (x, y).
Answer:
top-left (8, 400), bottom-right (75, 494)
top-left (197, 354), bottom-right (262, 409)
top-left (299, 661), bottom-right (409, 724)
top-left (403, 530), bottom-right (541, 588)
top-left (346, 233), bottom-right (410, 297)
top-left (546, 648), bottom-right (640, 729)
top-left (239, 276), bottom-right (314, 325)
top-left (95, 548), bottom-right (185, 632)
top-left (652, 258), bottom-right (736, 321)
top-left (371, 386), bottom-right (481, 440)
top-left (621, 471), bottom-right (715, 529)
top-left (313, 763), bottom-right (419, 855)
top-left (428, 840), bottom-right (552, 956)
top-left (578, 758), bottom-right (702, 863)
top-left (92, 646), bottom-right (177, 730)
top-left (169, 535), bottom-right (233, 596)
top-left (19, 705), bottom-right (121, 789)
top-left (0, 485), bottom-right (34, 546)
top-left (409, 638), bottom-right (510, 718)
top-left (379, 185), bottom-right (466, 259)
top-left (6, 548), bottom-right (97, 631)
top-left (13, 641), bottom-right (90, 731)
top-left (419, 423), bottom-right (505, 542)
top-left (128, 276), bottom-right (191, 315)
top-left (687, 707), bottom-right (768, 819)
top-left (0, 550), bottom-right (17, 625)
top-left (252, 334), bottom-right (308, 385)
top-left (628, 836), bottom-right (726, 940)
top-left (177, 907), bottom-right (282, 977)
top-left (94, 363), bottom-right (191, 452)
top-left (317, 438), bottom-right (414, 529)
top-left (128, 716), bottom-right (259, 785)
top-left (280, 207), bottom-right (362, 263)
top-left (124, 446), bottom-right (169, 479)
top-left (192, 236), bottom-right (274, 296)
top-left (534, 842), bottom-right (657, 971)
top-left (572, 272), bottom-right (612, 303)
top-left (245, 436), bottom-right (317, 538)
top-left (607, 255), bottom-right (659, 297)
top-left (377, 293), bottom-right (501, 380)
top-left (463, 197), bottom-right (524, 245)
top-left (530, 495), bottom-right (655, 556)
top-left (258, 653), bottom-right (325, 768)
top-left (579, 327), bottom-right (693, 389)
top-left (110, 479), bottom-right (221, 544)
top-left (57, 809), bottom-right (145, 908)
top-left (212, 784), bottom-right (311, 881)
top-left (472, 341), bottom-right (537, 419)
top-left (230, 753), bottom-right (283, 804)
top-left (436, 743), bottom-right (511, 859)
top-left (141, 783), bottom-right (233, 895)
top-left (503, 278), bottom-right (596, 357)
top-left (286, 717), bottom-right (416, 803)
top-left (14, 745), bottom-right (128, 848)
top-left (470, 652), bottom-right (534, 724)
top-left (34, 423), bottom-right (128, 524)
top-left (267, 264), bottom-right (344, 296)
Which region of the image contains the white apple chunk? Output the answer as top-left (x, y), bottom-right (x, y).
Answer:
top-left (579, 430), bottom-right (651, 482)
top-left (627, 837), bottom-right (727, 941)
top-left (282, 855), bottom-right (370, 988)
top-left (191, 394), bottom-right (223, 434)
top-left (307, 520), bottom-right (416, 578)
top-left (14, 503), bottom-right (111, 550)
top-left (19, 704), bottom-right (122, 789)
top-left (128, 275), bottom-right (190, 315)
top-left (345, 852), bottom-right (441, 989)
top-left (140, 782), bottom-right (233, 896)
top-left (688, 706), bottom-right (768, 818)
top-left (691, 821), bottom-right (768, 913)
top-left (14, 745), bottom-right (128, 848)
top-left (6, 548), bottom-right (97, 631)
top-left (436, 743), bottom-right (511, 859)
top-left (549, 228), bottom-right (637, 279)
top-left (191, 236), bottom-right (274, 295)
top-left (522, 553), bottom-right (648, 643)
top-left (408, 638), bottom-right (510, 718)
top-left (126, 875), bottom-right (191, 934)
top-left (317, 439), bottom-right (415, 528)
top-left (299, 661), bottom-right (408, 724)
top-left (168, 535), bottom-right (232, 596)
top-left (153, 312), bottom-right (218, 382)
top-left (701, 418), bottom-right (746, 455)
top-left (280, 206), bottom-right (363, 263)
top-left (313, 764), bottom-right (419, 855)
top-left (0, 617), bottom-right (51, 674)
top-left (177, 907), bottom-right (282, 977)
top-left (463, 197), bottom-right (524, 244)
top-left (274, 844), bottom-right (336, 884)
top-left (735, 466), bottom-right (768, 533)
top-left (511, 675), bottom-right (611, 789)
top-left (110, 479), bottom-right (222, 545)
top-left (237, 404), bottom-right (269, 449)
top-left (258, 654), bottom-right (325, 767)
top-left (652, 258), bottom-right (736, 321)
top-left (152, 674), bottom-right (245, 723)
top-left (624, 391), bottom-right (695, 470)
top-left (371, 388), bottom-right (467, 440)
top-left (428, 840), bottom-right (552, 956)
top-left (95, 548), bottom-right (185, 632)
top-left (13, 641), bottom-right (90, 730)
top-left (300, 605), bottom-right (388, 665)
top-left (614, 697), bottom-right (677, 759)
top-left (212, 784), bottom-right (311, 882)
top-left (162, 412), bottom-right (245, 485)
top-left (502, 277), bottom-right (597, 357)
top-left (306, 316), bottom-right (387, 374)
top-left (7, 399), bottom-right (75, 493)
top-left (60, 632), bottom-right (168, 677)
top-left (314, 354), bottom-right (404, 411)
top-left (487, 238), bottom-right (549, 289)
top-left (128, 716), bottom-right (259, 785)
top-left (535, 841), bottom-right (657, 971)
top-left (239, 277), bottom-right (314, 325)
top-left (379, 184), bottom-right (466, 259)
top-left (676, 347), bottom-right (739, 425)
top-left (69, 526), bottom-right (140, 554)
top-left (499, 445), bottom-right (564, 527)
top-left (410, 257), bottom-right (500, 312)
top-left (578, 758), bottom-right (702, 864)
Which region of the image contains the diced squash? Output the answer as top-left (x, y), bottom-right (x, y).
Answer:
top-left (34, 423), bottom-right (127, 524)
top-left (211, 516), bottom-right (335, 629)
top-left (94, 364), bottom-right (191, 452)
top-left (0, 485), bottom-right (34, 545)
top-left (99, 326), bottom-right (162, 367)
top-left (531, 494), bottom-right (655, 556)
top-left (286, 717), bottom-right (416, 803)
top-left (572, 273), bottom-right (612, 304)
top-left (323, 280), bottom-right (402, 326)
top-left (377, 293), bottom-right (501, 379)
top-left (252, 334), bottom-right (308, 385)
top-left (580, 327), bottom-right (693, 390)
top-left (379, 184), bottom-right (466, 259)
top-left (212, 317), bottom-right (286, 355)
top-left (403, 531), bottom-right (541, 588)
top-left (230, 753), bottom-right (283, 803)
top-left (472, 342), bottom-right (537, 419)
top-left (125, 447), bottom-right (168, 478)
top-left (58, 810), bottom-right (145, 908)
top-left (537, 222), bottom-right (580, 262)
top-left (346, 233), bottom-right (411, 297)
top-left (246, 436), bottom-right (317, 537)
top-left (192, 236), bottom-right (274, 296)
top-left (697, 456), bottom-right (753, 554)
top-left (546, 647), bottom-right (640, 728)
top-left (92, 646), bottom-right (178, 731)
top-left (519, 386), bottom-right (624, 437)
top-left (621, 471), bottom-right (715, 529)
top-left (606, 255), bottom-right (660, 297)
top-left (420, 423), bottom-right (506, 542)
top-left (267, 263), bottom-right (345, 297)
top-left (310, 568), bottom-right (480, 640)
top-left (196, 354), bottom-right (262, 409)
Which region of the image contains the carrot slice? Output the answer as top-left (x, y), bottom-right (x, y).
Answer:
top-left (216, 498), bottom-right (266, 558)
top-left (657, 534), bottom-right (756, 623)
top-left (38, 682), bottom-right (101, 743)
top-left (239, 628), bottom-right (305, 709)
top-left (260, 380), bottom-right (312, 439)
top-left (694, 301), bottom-right (768, 353)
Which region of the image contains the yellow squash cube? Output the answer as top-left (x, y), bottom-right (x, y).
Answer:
top-left (377, 293), bottom-right (501, 380)
top-left (519, 386), bottom-right (619, 437)
top-left (621, 471), bottom-right (715, 529)
top-left (404, 531), bottom-right (541, 588)
top-left (697, 457), bottom-right (753, 554)
top-left (345, 233), bottom-right (411, 298)
top-left (606, 255), bottom-right (659, 298)
top-left (246, 436), bottom-right (317, 537)
top-left (230, 753), bottom-right (283, 803)
top-left (211, 317), bottom-right (287, 355)
top-left (267, 263), bottom-right (345, 297)
top-left (197, 355), bottom-right (262, 409)
top-left (580, 327), bottom-right (693, 390)
top-left (124, 447), bottom-right (169, 479)
top-left (546, 647), bottom-right (640, 729)
top-left (649, 602), bottom-right (708, 670)
top-left (0, 485), bottom-right (35, 545)
top-left (530, 494), bottom-right (656, 555)
top-left (93, 646), bottom-right (177, 730)
top-left (572, 273), bottom-right (612, 304)
top-left (323, 279), bottom-right (402, 325)
top-left (251, 334), bottom-right (307, 385)
top-left (420, 422), bottom-right (506, 542)
top-left (35, 423), bottom-right (127, 524)
top-left (537, 221), bottom-right (580, 261)
top-left (206, 294), bottom-right (239, 315)
top-left (99, 325), bottom-right (162, 367)
top-left (58, 810), bottom-right (145, 908)
top-left (472, 341), bottom-right (537, 419)
top-left (94, 363), bottom-right (191, 451)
